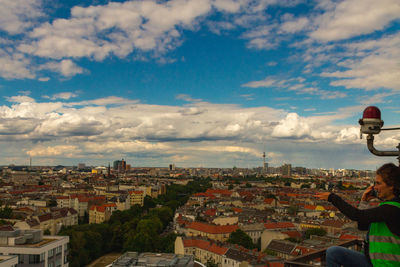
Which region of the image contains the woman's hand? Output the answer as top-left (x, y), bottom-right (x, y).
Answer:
top-left (362, 185), bottom-right (376, 201)
top-left (315, 192), bottom-right (331, 201)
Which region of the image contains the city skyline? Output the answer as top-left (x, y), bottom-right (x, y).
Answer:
top-left (0, 0), bottom-right (399, 169)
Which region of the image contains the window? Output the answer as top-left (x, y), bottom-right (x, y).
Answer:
top-left (29, 254), bottom-right (41, 264)
top-left (55, 246), bottom-right (62, 255)
top-left (48, 248), bottom-right (54, 258)
top-left (48, 262), bottom-right (54, 267)
top-left (55, 258), bottom-right (61, 267)
top-left (64, 255), bottom-right (68, 264)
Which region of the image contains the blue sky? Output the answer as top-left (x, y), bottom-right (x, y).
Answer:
top-left (0, 0), bottom-right (399, 169)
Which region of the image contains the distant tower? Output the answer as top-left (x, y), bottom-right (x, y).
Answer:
top-left (263, 152), bottom-right (266, 172)
top-left (30, 157), bottom-right (32, 168)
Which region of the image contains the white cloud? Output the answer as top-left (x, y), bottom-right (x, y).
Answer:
top-left (242, 77), bottom-right (277, 88)
top-left (43, 92), bottom-right (79, 100)
top-left (0, 50), bottom-right (35, 79)
top-left (271, 113), bottom-right (312, 139)
top-left (0, 0), bottom-right (43, 34)
top-left (27, 145), bottom-right (79, 157)
top-left (280, 17), bottom-right (309, 33)
top-left (310, 0), bottom-right (400, 41)
top-left (40, 59), bottom-right (85, 77)
top-left (0, 95), bottom-right (395, 168)
top-left (18, 0), bottom-right (215, 60)
top-left (321, 33), bottom-right (400, 91)
top-left (5, 96), bottom-right (35, 103)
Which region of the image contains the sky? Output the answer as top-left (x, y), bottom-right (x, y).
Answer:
top-left (0, 0), bottom-right (399, 169)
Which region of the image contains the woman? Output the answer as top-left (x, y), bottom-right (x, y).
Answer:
top-left (316, 163), bottom-right (400, 267)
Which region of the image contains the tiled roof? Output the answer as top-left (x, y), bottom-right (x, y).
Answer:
top-left (264, 198), bottom-right (275, 204)
top-left (339, 234), bottom-right (358, 240)
top-left (204, 208), bottom-right (217, 216)
top-left (281, 231), bottom-right (302, 238)
top-left (264, 222), bottom-right (295, 230)
top-left (304, 204), bottom-right (317, 210)
top-left (0, 225), bottom-right (14, 231)
top-left (321, 219), bottom-right (344, 228)
top-left (205, 189), bottom-right (232, 197)
top-left (25, 218), bottom-right (40, 227)
top-left (266, 240), bottom-right (296, 254)
top-left (183, 239), bottom-right (228, 255)
top-left (187, 221), bottom-right (238, 234)
top-left (232, 207), bottom-right (243, 213)
top-left (90, 205), bottom-right (106, 212)
top-left (193, 192), bottom-right (208, 197)
top-left (38, 213), bottom-right (52, 222)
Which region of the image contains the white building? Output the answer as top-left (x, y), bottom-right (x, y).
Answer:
top-left (0, 226), bottom-right (69, 267)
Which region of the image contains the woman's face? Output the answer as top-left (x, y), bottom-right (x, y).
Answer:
top-left (375, 174), bottom-right (395, 200)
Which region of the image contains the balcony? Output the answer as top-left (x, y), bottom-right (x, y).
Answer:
top-left (284, 239), bottom-right (363, 267)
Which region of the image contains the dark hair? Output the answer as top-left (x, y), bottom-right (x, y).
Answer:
top-left (377, 163), bottom-right (400, 196)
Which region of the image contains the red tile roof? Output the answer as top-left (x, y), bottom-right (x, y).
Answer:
top-left (282, 231), bottom-right (302, 238)
top-left (232, 207), bottom-right (243, 213)
top-left (264, 198), bottom-right (275, 204)
top-left (205, 189), bottom-right (232, 197)
top-left (183, 239), bottom-right (228, 255)
top-left (188, 221), bottom-right (238, 234)
top-left (339, 234), bottom-right (359, 240)
top-left (264, 222), bottom-right (295, 229)
top-left (204, 209), bottom-right (217, 216)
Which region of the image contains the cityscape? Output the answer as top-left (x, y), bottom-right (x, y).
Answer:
top-left (1, 0), bottom-right (400, 266)
top-left (0, 158), bottom-right (380, 267)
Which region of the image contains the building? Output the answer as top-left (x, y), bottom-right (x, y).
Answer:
top-left (113, 159), bottom-right (126, 172)
top-left (128, 191), bottom-right (144, 207)
top-left (0, 226), bottom-right (69, 267)
top-left (110, 252), bottom-right (195, 267)
top-left (281, 164), bottom-right (292, 177)
top-left (89, 203), bottom-right (117, 224)
top-left (14, 208), bottom-right (78, 235)
top-left (0, 255), bottom-right (18, 267)
top-left (186, 222), bottom-right (238, 242)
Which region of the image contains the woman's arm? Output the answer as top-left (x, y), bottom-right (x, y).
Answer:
top-left (328, 193), bottom-right (399, 225)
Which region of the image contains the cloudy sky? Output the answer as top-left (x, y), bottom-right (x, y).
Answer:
top-left (0, 0), bottom-right (399, 169)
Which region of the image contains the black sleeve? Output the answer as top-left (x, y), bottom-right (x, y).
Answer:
top-left (328, 193), bottom-right (400, 232)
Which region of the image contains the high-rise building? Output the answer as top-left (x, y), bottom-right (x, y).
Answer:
top-left (169, 164), bottom-right (176, 171)
top-left (281, 164), bottom-right (292, 177)
top-left (113, 159), bottom-right (127, 172)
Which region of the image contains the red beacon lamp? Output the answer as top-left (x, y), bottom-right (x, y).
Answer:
top-left (359, 106), bottom-right (384, 135)
top-left (359, 106), bottom-right (400, 165)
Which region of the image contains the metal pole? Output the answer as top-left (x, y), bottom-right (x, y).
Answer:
top-left (366, 134), bottom-right (400, 159)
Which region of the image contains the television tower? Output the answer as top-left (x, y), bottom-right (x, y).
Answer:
top-left (263, 152), bottom-right (266, 173)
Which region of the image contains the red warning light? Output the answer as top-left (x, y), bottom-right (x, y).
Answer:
top-left (363, 106), bottom-right (381, 119)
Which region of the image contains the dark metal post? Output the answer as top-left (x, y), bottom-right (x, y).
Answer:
top-left (366, 134), bottom-right (400, 166)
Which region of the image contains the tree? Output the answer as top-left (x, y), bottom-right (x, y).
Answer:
top-left (227, 229), bottom-right (255, 249)
top-left (206, 259), bottom-right (219, 267)
top-left (287, 205), bottom-right (299, 216)
top-left (305, 228), bottom-right (327, 239)
top-left (144, 196), bottom-right (156, 210)
top-left (0, 207), bottom-right (12, 219)
top-left (48, 199), bottom-right (58, 207)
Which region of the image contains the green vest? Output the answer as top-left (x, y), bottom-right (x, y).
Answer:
top-left (369, 201), bottom-right (400, 266)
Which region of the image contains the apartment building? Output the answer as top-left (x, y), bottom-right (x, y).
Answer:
top-left (0, 226), bottom-right (69, 267)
